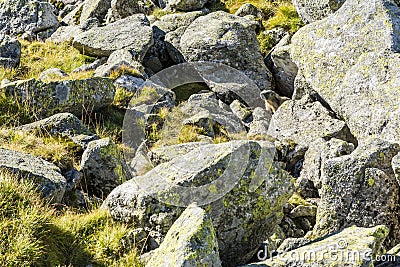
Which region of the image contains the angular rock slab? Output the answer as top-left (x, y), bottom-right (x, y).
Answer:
top-left (0, 148), bottom-right (66, 203)
top-left (73, 14), bottom-right (153, 58)
top-left (290, 0), bottom-right (400, 142)
top-left (313, 138), bottom-right (400, 247)
top-left (245, 225), bottom-right (389, 267)
top-left (145, 204), bottom-right (221, 267)
top-left (0, 35), bottom-right (21, 69)
top-left (81, 138), bottom-right (132, 197)
top-left (293, 0), bottom-right (346, 24)
top-left (267, 94), bottom-right (355, 147)
top-left (1, 77), bottom-right (115, 119)
top-left (103, 140), bottom-right (294, 266)
top-left (180, 11), bottom-right (274, 92)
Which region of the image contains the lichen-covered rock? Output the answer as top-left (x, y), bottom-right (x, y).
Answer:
top-left (267, 94), bottom-right (355, 147)
top-left (48, 25), bottom-right (83, 43)
top-left (38, 68), bottom-right (68, 82)
top-left (234, 3), bottom-right (264, 18)
top-left (73, 14), bottom-right (153, 58)
top-left (164, 0), bottom-right (208, 11)
top-left (1, 77), bottom-right (115, 119)
top-left (298, 138), bottom-right (355, 192)
top-left (180, 11), bottom-right (274, 92)
top-left (0, 148), bottom-right (66, 203)
top-left (110, 0), bottom-right (154, 20)
top-left (293, 0), bottom-right (346, 23)
top-left (0, 35), bottom-right (21, 69)
top-left (393, 153), bottom-right (400, 186)
top-left (245, 225), bottom-right (389, 267)
top-left (247, 107), bottom-right (273, 137)
top-left (79, 0), bottom-right (110, 24)
top-left (0, 0), bottom-right (59, 40)
top-left (80, 138), bottom-right (132, 197)
top-left (313, 138), bottom-right (400, 247)
top-left (145, 204), bottom-right (221, 267)
top-left (291, 0), bottom-right (400, 143)
top-left (103, 140), bottom-right (295, 266)
top-left (18, 113), bottom-right (99, 149)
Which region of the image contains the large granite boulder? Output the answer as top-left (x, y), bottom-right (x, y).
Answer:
top-left (1, 77), bottom-right (115, 119)
top-left (0, 0), bottom-right (59, 40)
top-left (80, 138), bottom-right (132, 197)
top-left (145, 204), bottom-right (221, 267)
top-left (180, 11), bottom-right (274, 92)
top-left (0, 35), bottom-right (21, 69)
top-left (313, 138), bottom-right (400, 247)
top-left (103, 140), bottom-right (294, 266)
top-left (245, 225), bottom-right (389, 267)
top-left (0, 148), bottom-right (66, 203)
top-left (291, 0), bottom-right (400, 143)
top-left (73, 14), bottom-right (153, 59)
top-left (267, 94), bottom-right (355, 147)
top-left (293, 0), bottom-right (346, 24)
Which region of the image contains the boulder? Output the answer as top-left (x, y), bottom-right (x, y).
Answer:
top-left (0, 148), bottom-right (66, 203)
top-left (247, 107), bottom-right (273, 137)
top-left (267, 94), bottom-right (355, 147)
top-left (313, 138), bottom-right (400, 247)
top-left (80, 0), bottom-right (110, 24)
top-left (164, 0), bottom-right (208, 11)
top-left (18, 113), bottom-right (99, 149)
top-left (290, 0), bottom-right (400, 143)
top-left (1, 77), bottom-right (115, 119)
top-left (245, 225), bottom-right (388, 267)
top-left (293, 0), bottom-right (346, 24)
top-left (103, 140), bottom-right (294, 266)
top-left (48, 25), bottom-right (83, 43)
top-left (0, 0), bottom-right (59, 40)
top-left (180, 11), bottom-right (274, 92)
top-left (234, 3), bottom-right (264, 19)
top-left (81, 138), bottom-right (132, 197)
top-left (0, 35), bottom-right (21, 69)
top-left (110, 0), bottom-right (154, 20)
top-left (145, 204), bottom-right (222, 267)
top-left (73, 14), bottom-right (153, 59)
top-left (38, 68), bottom-right (68, 82)
top-left (393, 153), bottom-right (400, 186)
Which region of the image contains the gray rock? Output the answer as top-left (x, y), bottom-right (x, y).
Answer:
top-left (267, 94), bottom-right (355, 147)
top-left (247, 107), bottom-right (273, 137)
top-left (289, 205), bottom-right (317, 218)
top-left (0, 0), bottom-right (59, 40)
top-left (0, 35), bottom-right (21, 69)
top-left (61, 3), bottom-right (83, 26)
top-left (313, 138), bottom-right (400, 247)
top-left (103, 140), bottom-right (294, 266)
top-left (81, 138), bottom-right (132, 197)
top-left (164, 0), bottom-right (208, 11)
top-left (73, 14), bottom-right (153, 58)
top-left (293, 0), bottom-right (346, 24)
top-left (393, 153), bottom-right (400, 186)
top-left (234, 3), bottom-right (264, 18)
top-left (72, 57), bottom-right (107, 73)
top-left (18, 112), bottom-right (99, 149)
top-left (38, 68), bottom-right (68, 82)
top-left (180, 11), bottom-right (274, 92)
top-left (276, 237), bottom-right (311, 253)
top-left (145, 204), bottom-right (222, 267)
top-left (246, 225), bottom-right (389, 266)
top-left (299, 138), bottom-right (355, 191)
top-left (229, 100), bottom-right (252, 122)
top-left (48, 25), bottom-right (83, 43)
top-left (1, 77), bottom-right (115, 119)
top-left (80, 0), bottom-right (110, 24)
top-left (114, 75), bottom-right (145, 93)
top-left (110, 0), bottom-right (154, 20)
top-left (94, 61), bottom-right (146, 78)
top-left (0, 148), bottom-right (66, 203)
top-left (291, 0), bottom-right (400, 143)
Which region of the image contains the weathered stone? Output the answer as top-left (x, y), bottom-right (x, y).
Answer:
top-left (164, 0), bottom-right (208, 11)
top-left (18, 113), bottom-right (98, 149)
top-left (248, 107), bottom-right (273, 137)
top-left (1, 77), bottom-right (115, 119)
top-left (289, 205), bottom-right (317, 218)
top-left (110, 0), bottom-right (154, 20)
top-left (81, 138), bottom-right (132, 197)
top-left (291, 0), bottom-right (400, 143)
top-left (80, 0), bottom-right (110, 24)
top-left (293, 0), bottom-right (346, 24)
top-left (38, 68), bottom-right (68, 82)
top-left (234, 3), bottom-right (264, 18)
top-left (245, 225), bottom-right (389, 267)
top-left (73, 14), bottom-right (153, 58)
top-left (0, 0), bottom-right (59, 40)
top-left (267, 94), bottom-right (355, 147)
top-left (72, 57), bottom-right (107, 73)
top-left (229, 100), bottom-right (252, 122)
top-left (0, 148), bottom-right (66, 203)
top-left (114, 75), bottom-right (145, 93)
top-left (393, 153), bottom-right (400, 186)
top-left (48, 25), bottom-right (83, 43)
top-left (180, 11), bottom-right (274, 92)
top-left (103, 140), bottom-right (294, 266)
top-left (0, 35), bottom-right (21, 69)
top-left (313, 138), bottom-right (400, 247)
top-left (145, 204), bottom-right (221, 267)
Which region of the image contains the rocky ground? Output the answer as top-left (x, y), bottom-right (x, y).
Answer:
top-left (1, 0), bottom-right (400, 266)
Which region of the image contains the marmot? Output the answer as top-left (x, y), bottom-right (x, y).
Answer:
top-left (260, 90), bottom-right (290, 113)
